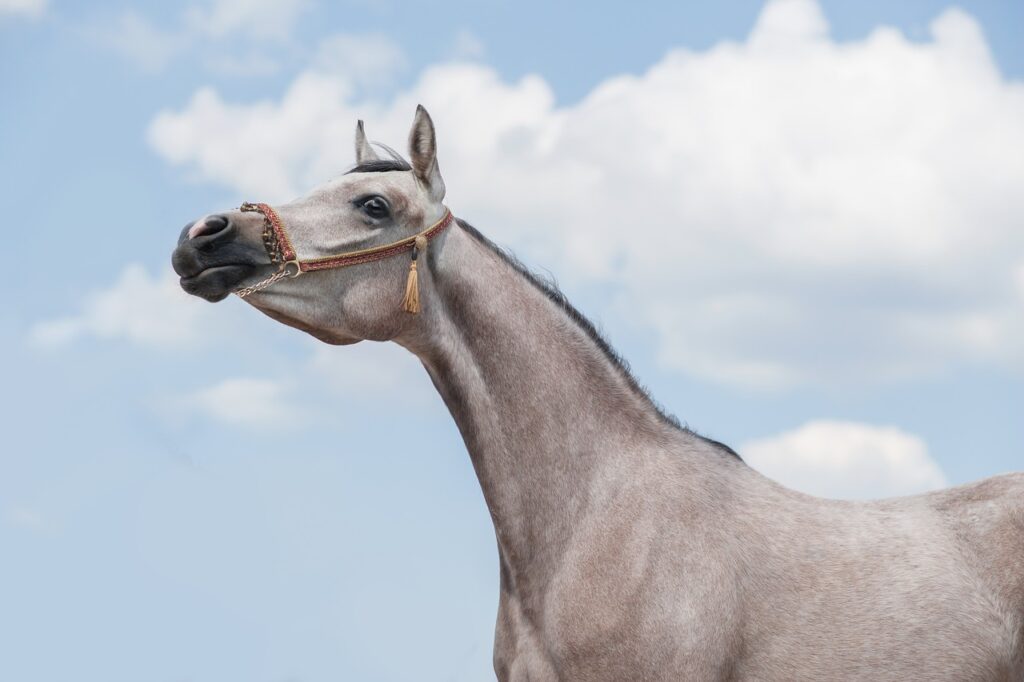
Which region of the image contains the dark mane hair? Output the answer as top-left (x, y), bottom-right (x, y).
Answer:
top-left (345, 158), bottom-right (412, 174)
top-left (454, 218), bottom-right (741, 460)
top-left (346, 143), bottom-right (413, 175)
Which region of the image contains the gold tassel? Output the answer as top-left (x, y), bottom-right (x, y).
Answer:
top-left (402, 235), bottom-right (428, 313)
top-left (402, 261), bottom-right (420, 313)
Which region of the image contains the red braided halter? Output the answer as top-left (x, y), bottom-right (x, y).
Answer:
top-left (235, 202), bottom-right (454, 309)
top-left (242, 201), bottom-right (296, 262)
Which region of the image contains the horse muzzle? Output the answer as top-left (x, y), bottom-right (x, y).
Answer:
top-left (172, 213), bottom-right (273, 302)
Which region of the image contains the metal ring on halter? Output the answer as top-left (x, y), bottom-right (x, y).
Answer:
top-left (283, 260), bottom-right (302, 277)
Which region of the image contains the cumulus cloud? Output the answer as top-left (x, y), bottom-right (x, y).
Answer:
top-left (184, 0), bottom-right (309, 41)
top-left (313, 33), bottom-right (407, 87)
top-left (27, 263), bottom-right (436, 424)
top-left (173, 343), bottom-right (434, 428)
top-left (148, 0), bottom-right (1024, 389)
top-left (182, 378), bottom-right (303, 427)
top-left (0, 0), bottom-right (45, 18)
top-left (450, 29), bottom-right (485, 60)
top-left (29, 264), bottom-right (222, 350)
top-left (89, 0), bottom-right (311, 72)
top-left (206, 51), bottom-right (281, 77)
top-left (90, 11), bottom-right (184, 72)
top-left (740, 420), bottom-right (947, 499)
top-left (3, 505), bottom-right (50, 532)
top-left (149, 74), bottom-right (354, 199)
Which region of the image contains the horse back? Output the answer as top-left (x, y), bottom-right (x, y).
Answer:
top-left (930, 472), bottom-right (1024, 665)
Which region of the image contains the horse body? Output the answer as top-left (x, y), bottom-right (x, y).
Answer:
top-left (171, 108), bottom-right (1023, 680)
top-left (417, 224), bottom-right (1024, 681)
top-left (718, 473), bottom-right (1022, 681)
top-left (497, 466), bottom-right (1024, 680)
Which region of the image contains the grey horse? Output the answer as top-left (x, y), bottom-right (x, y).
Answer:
top-left (171, 107), bottom-right (1024, 681)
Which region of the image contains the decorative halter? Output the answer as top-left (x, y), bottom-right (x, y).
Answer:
top-left (235, 202), bottom-right (454, 313)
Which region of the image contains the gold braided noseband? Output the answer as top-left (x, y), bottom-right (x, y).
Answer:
top-left (235, 202), bottom-right (454, 313)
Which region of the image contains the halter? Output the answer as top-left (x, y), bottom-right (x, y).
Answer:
top-left (235, 202), bottom-right (454, 313)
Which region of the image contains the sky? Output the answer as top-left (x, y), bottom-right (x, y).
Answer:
top-left (1, 0), bottom-right (1022, 680)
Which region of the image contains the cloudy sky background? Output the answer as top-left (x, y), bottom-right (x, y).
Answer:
top-left (2, 0), bottom-right (1022, 679)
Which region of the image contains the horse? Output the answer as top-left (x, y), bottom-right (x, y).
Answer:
top-left (171, 106), bottom-right (1024, 681)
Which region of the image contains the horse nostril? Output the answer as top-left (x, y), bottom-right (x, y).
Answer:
top-left (188, 214), bottom-right (231, 240)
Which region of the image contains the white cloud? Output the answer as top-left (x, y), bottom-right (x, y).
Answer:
top-left (749, 0), bottom-right (827, 47)
top-left (148, 74), bottom-right (357, 199)
top-left (3, 505), bottom-right (50, 532)
top-left (29, 265), bottom-right (221, 350)
top-left (89, 0), bottom-right (310, 72)
top-left (148, 0), bottom-right (1024, 389)
top-left (740, 420), bottom-right (947, 499)
top-left (0, 0), bottom-right (45, 18)
top-left (205, 51), bottom-right (281, 77)
top-left (171, 343), bottom-right (433, 430)
top-left (183, 377), bottom-right (303, 427)
top-left (450, 29), bottom-right (485, 60)
top-left (184, 0), bottom-right (309, 40)
top-left (313, 33), bottom-right (407, 88)
top-left (91, 11), bottom-right (183, 72)
top-left (28, 264), bottom-right (435, 424)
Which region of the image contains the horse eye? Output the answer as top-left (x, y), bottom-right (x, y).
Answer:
top-left (360, 196), bottom-right (389, 219)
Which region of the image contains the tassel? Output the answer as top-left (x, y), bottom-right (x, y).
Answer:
top-left (402, 235), bottom-right (428, 313)
top-left (402, 261), bottom-right (420, 313)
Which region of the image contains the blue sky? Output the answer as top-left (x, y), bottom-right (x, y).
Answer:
top-left (2, 0), bottom-right (1022, 680)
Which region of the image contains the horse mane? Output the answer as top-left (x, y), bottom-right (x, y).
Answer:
top-left (345, 143), bottom-right (413, 175)
top-left (345, 158), bottom-right (411, 174)
top-left (455, 218), bottom-right (742, 461)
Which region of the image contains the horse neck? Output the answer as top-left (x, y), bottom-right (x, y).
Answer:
top-left (399, 222), bottom-right (699, 593)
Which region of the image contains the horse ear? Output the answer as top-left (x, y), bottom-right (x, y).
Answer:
top-left (355, 120), bottom-right (379, 163)
top-left (408, 105), bottom-right (445, 203)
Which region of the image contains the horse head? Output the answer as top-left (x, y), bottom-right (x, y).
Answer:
top-left (171, 105), bottom-right (447, 345)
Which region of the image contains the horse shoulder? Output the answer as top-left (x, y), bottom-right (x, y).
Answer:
top-left (540, 450), bottom-right (744, 680)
